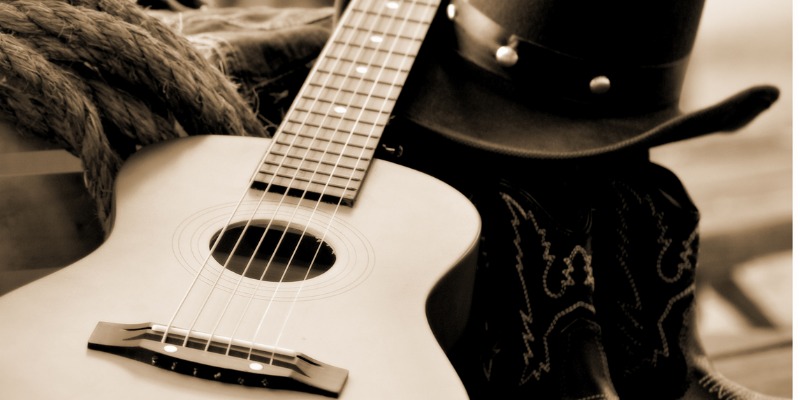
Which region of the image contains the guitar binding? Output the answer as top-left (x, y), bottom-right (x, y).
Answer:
top-left (88, 321), bottom-right (348, 398)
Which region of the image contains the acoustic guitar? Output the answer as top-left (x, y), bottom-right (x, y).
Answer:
top-left (0, 0), bottom-right (480, 398)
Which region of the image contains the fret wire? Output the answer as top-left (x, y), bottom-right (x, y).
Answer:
top-left (305, 79), bottom-right (403, 101)
top-left (315, 56), bottom-right (409, 74)
top-left (300, 82), bottom-right (400, 102)
top-left (329, 38), bottom-right (421, 58)
top-left (296, 95), bottom-right (393, 117)
top-left (260, 168), bottom-right (361, 184)
top-left (260, 0), bottom-right (381, 191)
top-left (260, 164), bottom-right (363, 182)
top-left (278, 130), bottom-right (378, 148)
top-left (268, 150), bottom-right (373, 174)
top-left (296, 100), bottom-right (391, 121)
top-left (286, 121), bottom-right (377, 138)
top-left (270, 143), bottom-right (372, 162)
top-left (262, 160), bottom-right (363, 176)
top-left (278, 137), bottom-right (380, 158)
top-left (338, 24), bottom-right (425, 42)
top-left (313, 67), bottom-right (411, 88)
top-left (345, 0), bottom-right (381, 13)
top-left (306, 69), bottom-right (408, 90)
top-left (350, 1), bottom-right (437, 18)
top-left (283, 114), bottom-right (392, 136)
top-left (292, 106), bottom-right (389, 126)
top-left (276, 123), bottom-right (381, 152)
top-left (281, 123), bottom-right (379, 143)
top-left (268, 153), bottom-right (370, 171)
top-left (277, 152), bottom-right (369, 171)
top-left (263, 0), bottom-right (439, 200)
top-left (294, 108), bottom-right (390, 131)
top-left (254, 179), bottom-right (357, 196)
top-left (351, 0), bottom-right (438, 17)
top-left (274, 137), bottom-right (377, 155)
top-left (274, 137), bottom-right (378, 153)
top-left (332, 39), bottom-right (422, 56)
top-left (318, 50), bottom-right (416, 72)
top-left (290, 105), bottom-right (387, 121)
top-left (346, 10), bottom-right (426, 27)
top-left (306, 80), bottom-right (409, 107)
top-left (387, 0), bottom-right (438, 6)
top-left (258, 171), bottom-right (361, 189)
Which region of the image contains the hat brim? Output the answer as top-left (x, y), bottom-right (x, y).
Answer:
top-left (394, 46), bottom-right (779, 159)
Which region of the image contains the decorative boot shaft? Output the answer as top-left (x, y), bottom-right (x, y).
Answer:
top-left (591, 163), bottom-right (787, 400)
top-left (456, 179), bottom-right (617, 399)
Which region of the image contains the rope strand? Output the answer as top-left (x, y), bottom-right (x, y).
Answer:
top-left (5, 1), bottom-right (259, 137)
top-left (0, 33), bottom-right (120, 229)
top-left (66, 0), bottom-right (264, 137)
top-left (0, 0), bottom-right (267, 231)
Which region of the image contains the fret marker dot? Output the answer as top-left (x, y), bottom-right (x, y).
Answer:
top-left (164, 345), bottom-right (178, 353)
top-left (334, 106), bottom-right (347, 114)
top-left (356, 65), bottom-right (368, 74)
top-left (386, 1), bottom-right (399, 9)
top-left (370, 35), bottom-right (383, 43)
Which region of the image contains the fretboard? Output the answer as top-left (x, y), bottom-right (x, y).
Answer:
top-left (252, 0), bottom-right (440, 204)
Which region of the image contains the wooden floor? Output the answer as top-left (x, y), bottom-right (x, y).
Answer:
top-left (0, 0), bottom-right (792, 397)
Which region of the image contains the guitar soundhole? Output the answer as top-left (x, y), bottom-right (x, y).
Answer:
top-left (211, 224), bottom-right (335, 282)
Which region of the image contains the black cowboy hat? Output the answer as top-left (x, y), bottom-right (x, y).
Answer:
top-left (394, 0), bottom-right (780, 159)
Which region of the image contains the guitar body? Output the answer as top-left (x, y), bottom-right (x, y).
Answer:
top-left (0, 135), bottom-right (480, 399)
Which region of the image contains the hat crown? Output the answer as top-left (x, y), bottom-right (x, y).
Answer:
top-left (470, 0), bottom-right (705, 65)
top-left (396, 0), bottom-right (777, 159)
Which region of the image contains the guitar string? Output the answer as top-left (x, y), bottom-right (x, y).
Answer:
top-left (201, 0), bottom-right (380, 355)
top-left (159, 137), bottom-right (278, 345)
top-left (159, 3), bottom-right (368, 347)
top-left (171, 1), bottom-right (372, 354)
top-left (164, 0), bottom-right (431, 363)
top-left (198, 0), bottom-right (392, 353)
top-left (237, 0), bottom-right (404, 360)
top-left (265, 0), bottom-right (433, 359)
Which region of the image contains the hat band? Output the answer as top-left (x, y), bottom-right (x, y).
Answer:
top-left (448, 0), bottom-right (689, 114)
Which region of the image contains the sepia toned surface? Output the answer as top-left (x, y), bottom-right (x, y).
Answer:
top-left (0, 0), bottom-right (792, 397)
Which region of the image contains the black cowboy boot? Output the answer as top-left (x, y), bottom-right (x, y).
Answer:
top-left (592, 163), bottom-right (787, 400)
top-left (451, 178), bottom-right (618, 399)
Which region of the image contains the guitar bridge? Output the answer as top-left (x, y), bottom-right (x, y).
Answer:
top-left (88, 322), bottom-right (348, 397)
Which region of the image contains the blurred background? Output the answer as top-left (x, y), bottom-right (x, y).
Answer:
top-left (651, 0), bottom-right (792, 396)
top-left (0, 0), bottom-right (792, 396)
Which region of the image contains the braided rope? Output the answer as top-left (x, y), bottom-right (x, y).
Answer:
top-left (66, 0), bottom-right (264, 136)
top-left (0, 33), bottom-right (120, 229)
top-left (5, 1), bottom-right (263, 137)
top-left (0, 0), bottom-right (267, 232)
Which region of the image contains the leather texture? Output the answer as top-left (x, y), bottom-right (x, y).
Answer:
top-left (393, 1), bottom-right (780, 159)
top-left (382, 121), bottom-right (788, 399)
top-left (449, 0), bottom-right (690, 112)
top-left (451, 178), bottom-right (619, 399)
top-left (590, 164), bottom-right (788, 400)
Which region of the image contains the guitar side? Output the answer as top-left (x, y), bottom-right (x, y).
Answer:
top-left (0, 135), bottom-right (480, 399)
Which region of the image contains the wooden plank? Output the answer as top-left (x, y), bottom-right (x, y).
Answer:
top-left (0, 150), bottom-right (82, 177)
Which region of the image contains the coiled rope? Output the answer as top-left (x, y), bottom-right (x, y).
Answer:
top-left (0, 0), bottom-right (266, 232)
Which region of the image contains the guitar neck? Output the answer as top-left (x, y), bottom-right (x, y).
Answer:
top-left (252, 0), bottom-right (440, 205)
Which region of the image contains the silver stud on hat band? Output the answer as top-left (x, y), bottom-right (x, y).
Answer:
top-left (495, 37), bottom-right (519, 67)
top-left (495, 45), bottom-right (519, 67)
top-left (589, 75), bottom-right (611, 94)
top-left (446, 3), bottom-right (457, 20)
